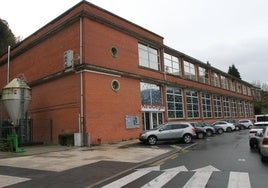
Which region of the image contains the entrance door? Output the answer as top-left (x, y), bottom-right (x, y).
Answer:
top-left (142, 112), bottom-right (164, 131)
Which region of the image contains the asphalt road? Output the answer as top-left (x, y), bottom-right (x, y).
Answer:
top-left (98, 130), bottom-right (268, 188)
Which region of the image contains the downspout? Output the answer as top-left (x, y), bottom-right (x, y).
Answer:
top-left (7, 45), bottom-right (10, 84)
top-left (79, 17), bottom-right (84, 146)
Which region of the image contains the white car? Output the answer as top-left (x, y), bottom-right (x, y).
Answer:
top-left (210, 121), bottom-right (236, 134)
top-left (257, 126), bottom-right (268, 161)
top-left (249, 122), bottom-right (268, 149)
top-left (239, 119), bottom-right (253, 129)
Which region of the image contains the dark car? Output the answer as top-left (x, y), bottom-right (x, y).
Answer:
top-left (198, 122), bottom-right (216, 137)
top-left (189, 122), bottom-right (207, 139)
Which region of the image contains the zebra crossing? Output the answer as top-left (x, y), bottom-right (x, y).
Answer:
top-left (102, 165), bottom-right (251, 188)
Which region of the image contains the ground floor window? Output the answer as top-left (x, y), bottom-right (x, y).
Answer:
top-left (213, 95), bottom-right (222, 118)
top-left (186, 90), bottom-right (199, 118)
top-left (223, 97), bottom-right (230, 117)
top-left (166, 87), bottom-right (184, 119)
top-left (238, 100), bottom-right (244, 117)
top-left (231, 99), bottom-right (237, 117)
top-left (201, 92), bottom-right (212, 118)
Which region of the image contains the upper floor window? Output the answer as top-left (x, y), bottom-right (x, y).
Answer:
top-left (221, 76), bottom-right (228, 90)
top-left (138, 43), bottom-right (159, 71)
top-left (242, 85), bottom-right (247, 95)
top-left (212, 72), bottom-right (219, 87)
top-left (164, 53), bottom-right (181, 76)
top-left (140, 82), bottom-right (162, 105)
top-left (184, 61), bottom-right (196, 81)
top-left (230, 80), bottom-right (236, 92)
top-left (247, 87), bottom-right (252, 96)
top-left (237, 83), bottom-right (242, 93)
top-left (199, 67), bottom-right (210, 84)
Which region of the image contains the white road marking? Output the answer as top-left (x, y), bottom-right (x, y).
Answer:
top-left (141, 166), bottom-right (188, 188)
top-left (101, 166), bottom-right (160, 188)
top-left (0, 175), bottom-right (31, 188)
top-left (183, 165), bottom-right (220, 188)
top-left (228, 171), bottom-right (251, 188)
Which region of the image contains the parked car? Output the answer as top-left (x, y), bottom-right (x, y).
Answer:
top-left (210, 121), bottom-right (236, 134)
top-left (249, 122), bottom-right (268, 149)
top-left (222, 119), bottom-right (242, 130)
top-left (189, 122), bottom-right (207, 139)
top-left (257, 126), bottom-right (268, 161)
top-left (198, 122), bottom-right (216, 137)
top-left (139, 122), bottom-right (196, 145)
top-left (239, 119), bottom-right (253, 129)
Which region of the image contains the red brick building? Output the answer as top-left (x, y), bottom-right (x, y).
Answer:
top-left (0, 1), bottom-right (254, 145)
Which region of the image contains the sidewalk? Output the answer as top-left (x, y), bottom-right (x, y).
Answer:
top-left (0, 139), bottom-right (174, 172)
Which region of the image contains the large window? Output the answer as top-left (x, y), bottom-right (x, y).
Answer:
top-left (164, 53), bottom-right (181, 76)
top-left (230, 80), bottom-right (236, 92)
top-left (184, 61), bottom-right (196, 81)
top-left (212, 72), bottom-right (219, 87)
top-left (201, 92), bottom-right (212, 118)
top-left (244, 101), bottom-right (249, 117)
top-left (231, 99), bottom-right (237, 117)
top-left (138, 43), bottom-right (159, 70)
top-left (238, 100), bottom-right (244, 117)
top-left (186, 90), bottom-right (199, 118)
top-left (221, 76), bottom-right (228, 90)
top-left (166, 87), bottom-right (184, 119)
top-left (213, 95), bottom-right (222, 117)
top-left (223, 97), bottom-right (230, 117)
top-left (140, 82), bottom-right (162, 105)
top-left (199, 67), bottom-right (210, 84)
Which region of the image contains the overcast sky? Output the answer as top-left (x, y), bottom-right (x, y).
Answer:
top-left (1, 0), bottom-right (268, 84)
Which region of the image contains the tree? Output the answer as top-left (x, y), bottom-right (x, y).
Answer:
top-left (0, 19), bottom-right (17, 55)
top-left (228, 64), bottom-right (241, 79)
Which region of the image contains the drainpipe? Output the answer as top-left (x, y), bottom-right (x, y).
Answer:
top-left (7, 45), bottom-right (10, 84)
top-left (79, 17), bottom-right (84, 146)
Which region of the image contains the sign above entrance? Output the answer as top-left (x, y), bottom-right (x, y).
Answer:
top-left (141, 104), bottom-right (165, 112)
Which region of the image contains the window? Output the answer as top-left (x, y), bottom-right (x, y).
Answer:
top-left (244, 101), bottom-right (249, 117)
top-left (164, 53), bottom-right (181, 76)
top-left (138, 43), bottom-right (159, 70)
top-left (213, 95), bottom-right (222, 117)
top-left (237, 83), bottom-right (242, 93)
top-left (238, 100), bottom-right (244, 117)
top-left (166, 87), bottom-right (184, 119)
top-left (247, 87), bottom-right (252, 96)
top-left (201, 92), bottom-right (212, 118)
top-left (223, 97), bottom-right (230, 117)
top-left (140, 82), bottom-right (162, 105)
top-left (221, 76), bottom-right (228, 89)
top-left (184, 61), bottom-right (196, 81)
top-left (230, 80), bottom-right (236, 92)
top-left (231, 99), bottom-right (237, 117)
top-left (199, 67), bottom-right (210, 84)
top-left (186, 90), bottom-right (199, 118)
top-left (242, 85), bottom-right (247, 95)
top-left (212, 72), bottom-right (219, 87)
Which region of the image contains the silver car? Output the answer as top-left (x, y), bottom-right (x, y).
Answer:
top-left (139, 122), bottom-right (196, 145)
top-left (257, 126), bottom-right (268, 161)
top-left (239, 119), bottom-right (253, 129)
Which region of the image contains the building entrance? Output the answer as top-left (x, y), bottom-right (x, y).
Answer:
top-left (142, 112), bottom-right (163, 131)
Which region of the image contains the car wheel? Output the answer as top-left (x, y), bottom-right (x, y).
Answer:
top-left (227, 127), bottom-right (232, 132)
top-left (240, 125), bottom-right (245, 130)
top-left (206, 130), bottom-right (213, 137)
top-left (248, 125), bottom-right (252, 129)
top-left (197, 132), bottom-right (204, 139)
top-left (261, 155), bottom-right (268, 162)
top-left (249, 139), bottom-right (258, 149)
top-left (147, 136), bottom-right (157, 145)
top-left (217, 129), bottom-right (224, 134)
top-left (183, 134), bottom-right (192, 144)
